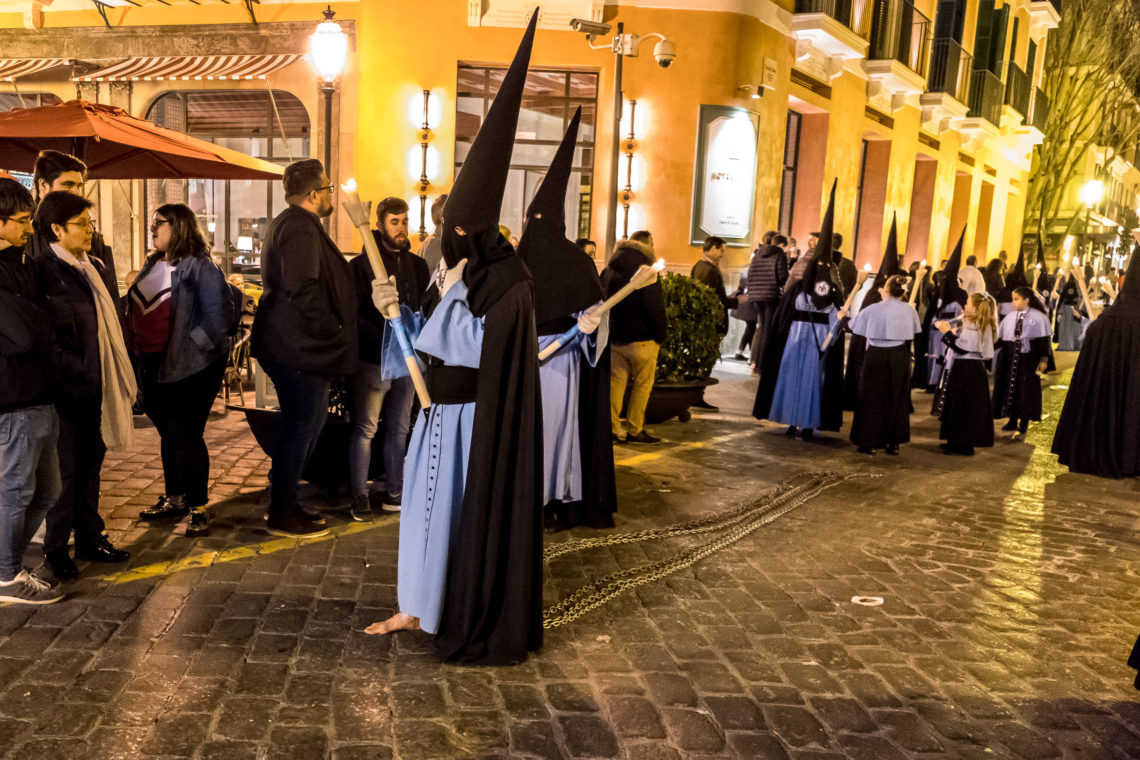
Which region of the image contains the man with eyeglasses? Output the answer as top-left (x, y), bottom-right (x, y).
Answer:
top-left (28, 150), bottom-right (120, 297)
top-left (0, 177), bottom-right (64, 603)
top-left (251, 159), bottom-right (358, 538)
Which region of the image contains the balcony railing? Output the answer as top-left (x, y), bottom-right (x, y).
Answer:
top-left (795, 0), bottom-right (873, 39)
top-left (1031, 87), bottom-right (1049, 129)
top-left (868, 0), bottom-right (931, 76)
top-left (1004, 62), bottom-right (1030, 116)
top-left (968, 69), bottom-right (1003, 125)
top-left (928, 38), bottom-right (972, 103)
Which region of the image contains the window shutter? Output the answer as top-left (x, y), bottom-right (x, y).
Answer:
top-left (1027, 39), bottom-right (1038, 81)
top-left (989, 5), bottom-right (1009, 74)
top-left (973, 0), bottom-right (994, 71)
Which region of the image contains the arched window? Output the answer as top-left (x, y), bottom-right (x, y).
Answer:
top-left (145, 90), bottom-right (310, 281)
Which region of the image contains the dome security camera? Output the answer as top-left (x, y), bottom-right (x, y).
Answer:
top-left (654, 39), bottom-right (676, 69)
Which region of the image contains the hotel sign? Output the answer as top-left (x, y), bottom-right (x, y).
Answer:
top-left (690, 105), bottom-right (760, 247)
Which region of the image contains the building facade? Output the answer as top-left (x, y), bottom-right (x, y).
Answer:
top-left (0, 0), bottom-right (1059, 282)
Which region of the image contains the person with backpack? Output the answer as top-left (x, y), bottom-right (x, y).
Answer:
top-left (130, 204), bottom-right (233, 537)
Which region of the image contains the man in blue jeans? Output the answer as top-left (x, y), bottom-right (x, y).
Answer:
top-left (348, 198), bottom-right (430, 520)
top-left (0, 177), bottom-right (63, 603)
top-left (251, 160), bottom-right (358, 538)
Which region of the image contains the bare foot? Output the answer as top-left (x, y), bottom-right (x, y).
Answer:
top-left (364, 613), bottom-right (420, 635)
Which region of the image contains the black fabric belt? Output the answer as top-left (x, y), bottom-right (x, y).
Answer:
top-left (425, 365), bottom-right (478, 405)
top-left (537, 315), bottom-right (576, 337)
top-left (793, 309), bottom-right (830, 325)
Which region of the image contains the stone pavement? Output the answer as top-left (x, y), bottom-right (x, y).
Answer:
top-left (0, 353), bottom-right (1138, 759)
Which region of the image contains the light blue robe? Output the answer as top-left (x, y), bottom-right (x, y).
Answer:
top-left (537, 316), bottom-right (607, 505)
top-left (769, 293), bottom-right (837, 429)
top-left (925, 299), bottom-right (963, 386)
top-left (397, 280), bottom-right (483, 634)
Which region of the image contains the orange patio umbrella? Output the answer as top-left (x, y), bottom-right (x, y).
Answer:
top-left (0, 99), bottom-right (284, 181)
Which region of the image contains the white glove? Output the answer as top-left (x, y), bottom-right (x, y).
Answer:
top-left (577, 306), bottom-right (602, 335)
top-left (371, 275), bottom-right (399, 319)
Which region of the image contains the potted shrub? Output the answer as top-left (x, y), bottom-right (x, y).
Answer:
top-left (645, 271), bottom-right (723, 423)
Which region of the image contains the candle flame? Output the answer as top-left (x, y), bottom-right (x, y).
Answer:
top-left (863, 263), bottom-right (872, 272)
top-left (652, 258), bottom-right (666, 271)
top-left (342, 178), bottom-right (357, 193)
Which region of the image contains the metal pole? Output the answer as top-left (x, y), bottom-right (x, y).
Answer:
top-left (604, 22), bottom-right (624, 261)
top-left (323, 84), bottom-right (334, 231)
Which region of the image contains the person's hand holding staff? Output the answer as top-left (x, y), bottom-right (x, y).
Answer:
top-left (537, 258), bottom-right (666, 361)
top-left (341, 179), bottom-right (432, 408)
top-left (821, 266), bottom-right (871, 353)
top-left (907, 264), bottom-right (928, 308)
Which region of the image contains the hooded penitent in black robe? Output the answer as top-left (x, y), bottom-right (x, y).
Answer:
top-left (843, 213), bottom-right (900, 410)
top-left (753, 180), bottom-right (844, 431)
top-left (426, 13), bottom-right (544, 665)
top-left (915, 230), bottom-right (967, 390)
top-left (1051, 246), bottom-right (1140, 478)
top-left (517, 108), bottom-right (615, 531)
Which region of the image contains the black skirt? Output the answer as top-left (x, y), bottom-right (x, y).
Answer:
top-left (938, 358), bottom-right (994, 448)
top-left (992, 347), bottom-right (1043, 421)
top-left (850, 344), bottom-right (911, 449)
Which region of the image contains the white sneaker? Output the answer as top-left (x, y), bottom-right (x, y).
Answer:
top-left (0, 570), bottom-right (64, 605)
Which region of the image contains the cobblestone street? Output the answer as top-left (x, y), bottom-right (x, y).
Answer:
top-left (0, 355), bottom-right (1138, 759)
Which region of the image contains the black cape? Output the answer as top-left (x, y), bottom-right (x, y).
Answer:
top-left (844, 216), bottom-right (900, 409)
top-left (434, 277), bottom-right (544, 664)
top-left (1050, 283), bottom-right (1140, 478)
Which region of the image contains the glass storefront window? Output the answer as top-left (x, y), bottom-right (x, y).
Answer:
top-left (455, 66), bottom-right (598, 240)
top-left (145, 90), bottom-right (310, 283)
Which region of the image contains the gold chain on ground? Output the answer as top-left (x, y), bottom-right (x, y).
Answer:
top-left (541, 471), bottom-right (877, 629)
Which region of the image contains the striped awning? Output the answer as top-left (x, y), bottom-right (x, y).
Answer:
top-left (74, 54), bottom-right (303, 82)
top-left (0, 59), bottom-right (69, 82)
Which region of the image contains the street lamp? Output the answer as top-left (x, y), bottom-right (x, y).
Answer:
top-left (1079, 178), bottom-right (1104, 275)
top-left (570, 18), bottom-right (675, 258)
top-left (309, 6), bottom-right (348, 180)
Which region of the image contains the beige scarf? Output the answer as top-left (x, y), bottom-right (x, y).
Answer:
top-left (52, 244), bottom-right (137, 450)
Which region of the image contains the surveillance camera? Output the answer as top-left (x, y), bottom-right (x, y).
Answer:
top-left (654, 39), bottom-right (676, 69)
top-left (570, 18), bottom-right (612, 36)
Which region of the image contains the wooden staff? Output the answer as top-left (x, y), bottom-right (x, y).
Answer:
top-left (1100, 276), bottom-right (1118, 301)
top-left (819, 269), bottom-right (871, 352)
top-left (1070, 265), bottom-right (1100, 320)
top-left (340, 180), bottom-right (432, 408)
top-left (907, 264), bottom-right (928, 308)
top-left (537, 258), bottom-right (666, 361)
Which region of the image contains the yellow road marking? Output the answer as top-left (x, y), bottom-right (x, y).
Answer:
top-left (614, 428), bottom-right (757, 467)
top-left (89, 429), bottom-right (757, 587)
top-left (91, 516), bottom-right (396, 586)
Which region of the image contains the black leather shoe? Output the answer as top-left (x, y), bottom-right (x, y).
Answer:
top-left (75, 534), bottom-right (130, 563)
top-left (45, 550), bottom-right (78, 580)
top-left (857, 446), bottom-right (874, 455)
top-left (298, 505), bottom-right (327, 526)
top-left (139, 496), bottom-right (189, 521)
top-left (185, 509), bottom-right (211, 537)
top-left (885, 444), bottom-right (899, 456)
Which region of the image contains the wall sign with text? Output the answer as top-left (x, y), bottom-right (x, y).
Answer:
top-left (689, 105), bottom-right (760, 247)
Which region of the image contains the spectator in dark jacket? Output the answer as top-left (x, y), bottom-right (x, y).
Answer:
top-left (604, 231), bottom-right (666, 443)
top-left (129, 203), bottom-right (233, 538)
top-left (0, 178), bottom-right (63, 604)
top-left (833, 233), bottom-right (857, 297)
top-left (347, 197), bottom-right (430, 521)
top-left (251, 159), bottom-right (357, 538)
top-left (35, 192), bottom-right (135, 580)
top-left (690, 236), bottom-right (738, 334)
top-left (746, 234), bottom-right (789, 373)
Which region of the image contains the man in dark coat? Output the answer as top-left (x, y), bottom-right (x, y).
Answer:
top-left (746, 233), bottom-right (789, 374)
top-left (347, 196), bottom-right (430, 521)
top-left (1051, 245), bottom-right (1140, 478)
top-left (30, 150), bottom-right (119, 293)
top-left (251, 159), bottom-right (357, 538)
top-left (833, 233), bottom-right (857, 297)
top-left (690, 235), bottom-right (737, 410)
top-left (605, 232), bottom-right (667, 443)
top-left (0, 178), bottom-right (64, 603)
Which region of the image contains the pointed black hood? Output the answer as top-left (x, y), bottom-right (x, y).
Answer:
top-left (938, 230), bottom-right (967, 308)
top-left (1120, 243), bottom-right (1140, 304)
top-left (1034, 233), bottom-right (1051, 291)
top-left (806, 181), bottom-right (840, 310)
top-left (440, 11), bottom-right (538, 316)
top-left (863, 213), bottom-right (900, 308)
top-left (517, 107), bottom-right (602, 329)
top-left (998, 242), bottom-right (1029, 302)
